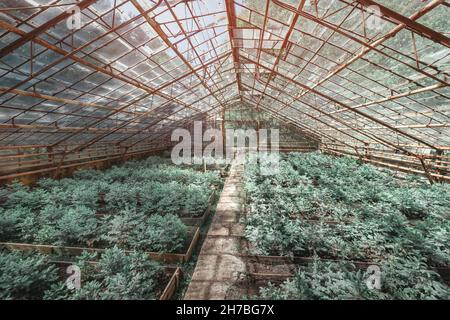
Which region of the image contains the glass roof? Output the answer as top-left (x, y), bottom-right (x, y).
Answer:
top-left (0, 0), bottom-right (448, 158)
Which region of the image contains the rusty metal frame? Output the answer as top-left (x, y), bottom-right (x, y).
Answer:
top-left (0, 0), bottom-right (448, 181)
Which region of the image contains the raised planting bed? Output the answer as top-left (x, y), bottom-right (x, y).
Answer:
top-left (244, 152), bottom-right (450, 223)
top-left (245, 205), bottom-right (354, 225)
top-left (243, 196), bottom-right (450, 275)
top-left (246, 200), bottom-right (445, 228)
top-left (244, 230), bottom-right (450, 276)
top-left (294, 217), bottom-right (434, 228)
top-left (54, 261), bottom-right (182, 300)
top-left (244, 256), bottom-right (450, 300)
top-left (2, 155), bottom-right (223, 217)
top-left (244, 255), bottom-right (296, 281)
top-left (0, 247), bottom-right (182, 300)
top-left (0, 227), bottom-right (200, 264)
top-left (160, 267), bottom-right (183, 300)
top-left (245, 208), bottom-right (450, 271)
top-left (243, 254), bottom-right (450, 284)
top-left (96, 189), bottom-right (217, 227)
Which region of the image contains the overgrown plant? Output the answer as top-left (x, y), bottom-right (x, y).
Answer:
top-left (128, 214), bottom-right (188, 253)
top-left (243, 152), bottom-right (450, 272)
top-left (44, 247), bottom-right (167, 300)
top-left (0, 251), bottom-right (61, 300)
top-left (254, 256), bottom-right (450, 300)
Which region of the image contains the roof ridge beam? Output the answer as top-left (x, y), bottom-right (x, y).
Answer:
top-left (130, 0), bottom-right (228, 111)
top-left (225, 0), bottom-right (243, 99)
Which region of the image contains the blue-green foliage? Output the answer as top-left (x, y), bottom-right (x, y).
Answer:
top-left (44, 247), bottom-right (166, 300)
top-left (0, 156), bottom-right (211, 252)
top-left (0, 251), bottom-right (60, 300)
top-left (0, 248), bottom-right (167, 300)
top-left (244, 152), bottom-right (450, 268)
top-left (254, 256), bottom-right (450, 300)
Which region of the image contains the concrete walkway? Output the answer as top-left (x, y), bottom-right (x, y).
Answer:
top-left (184, 162), bottom-right (248, 300)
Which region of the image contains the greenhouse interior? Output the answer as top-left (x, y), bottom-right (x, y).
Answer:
top-left (0, 0), bottom-right (449, 302)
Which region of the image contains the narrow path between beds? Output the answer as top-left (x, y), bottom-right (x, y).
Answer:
top-left (184, 161), bottom-right (248, 300)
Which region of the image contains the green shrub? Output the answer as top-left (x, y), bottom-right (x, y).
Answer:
top-left (55, 206), bottom-right (99, 246)
top-left (101, 208), bottom-right (144, 247)
top-left (384, 188), bottom-right (428, 219)
top-left (405, 217), bottom-right (450, 267)
top-left (0, 251), bottom-right (61, 300)
top-left (256, 259), bottom-right (364, 300)
top-left (129, 214), bottom-right (188, 253)
top-left (36, 178), bottom-right (61, 190)
top-left (105, 183), bottom-right (141, 212)
top-left (0, 207), bottom-right (30, 242)
top-left (69, 184), bottom-right (101, 210)
top-left (184, 185), bottom-right (210, 215)
top-left (153, 182), bottom-right (185, 215)
top-left (376, 255), bottom-right (450, 300)
top-left (244, 152), bottom-right (450, 267)
top-left (6, 183), bottom-right (48, 211)
top-left (72, 169), bottom-right (102, 181)
top-left (44, 247), bottom-right (166, 300)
